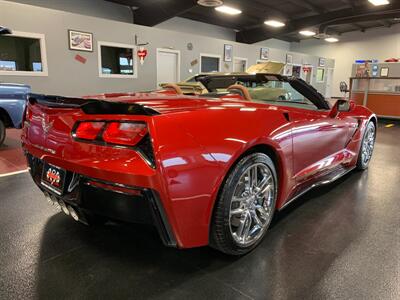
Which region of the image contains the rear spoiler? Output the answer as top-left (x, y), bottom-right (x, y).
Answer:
top-left (28, 94), bottom-right (160, 116)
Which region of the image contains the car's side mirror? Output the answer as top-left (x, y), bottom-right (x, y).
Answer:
top-left (329, 99), bottom-right (354, 118)
top-left (0, 27), bottom-right (12, 35)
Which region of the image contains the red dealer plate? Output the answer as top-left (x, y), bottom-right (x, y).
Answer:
top-left (41, 163), bottom-right (66, 195)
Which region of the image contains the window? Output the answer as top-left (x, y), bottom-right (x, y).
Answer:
top-left (200, 54), bottom-right (221, 73)
top-left (316, 68), bottom-right (325, 82)
top-left (98, 41), bottom-right (137, 78)
top-left (0, 31), bottom-right (47, 76)
top-left (236, 80), bottom-right (317, 110)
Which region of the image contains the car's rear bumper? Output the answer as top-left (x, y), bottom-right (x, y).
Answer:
top-left (26, 153), bottom-right (177, 247)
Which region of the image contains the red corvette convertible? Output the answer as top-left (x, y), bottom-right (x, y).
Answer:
top-left (22, 74), bottom-right (376, 255)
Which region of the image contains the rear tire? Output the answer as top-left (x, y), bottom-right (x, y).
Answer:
top-left (356, 121), bottom-right (376, 170)
top-left (210, 153), bottom-right (277, 255)
top-left (0, 119), bottom-right (5, 146)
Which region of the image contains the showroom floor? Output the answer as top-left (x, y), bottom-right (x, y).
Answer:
top-left (0, 129), bottom-right (26, 175)
top-left (0, 122), bottom-right (399, 300)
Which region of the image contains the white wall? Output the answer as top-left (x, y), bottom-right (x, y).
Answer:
top-left (291, 24), bottom-right (400, 97)
top-left (0, 0), bottom-right (333, 97)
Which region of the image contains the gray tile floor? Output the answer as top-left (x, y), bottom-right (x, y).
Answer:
top-left (0, 121), bottom-right (399, 300)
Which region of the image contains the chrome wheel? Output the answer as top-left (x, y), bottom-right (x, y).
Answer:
top-left (361, 122), bottom-right (375, 167)
top-left (229, 163), bottom-right (275, 247)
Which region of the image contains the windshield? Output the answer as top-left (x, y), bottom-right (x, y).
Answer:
top-left (237, 80), bottom-right (315, 106)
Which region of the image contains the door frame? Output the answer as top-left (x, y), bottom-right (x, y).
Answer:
top-left (325, 67), bottom-right (334, 98)
top-left (156, 48), bottom-right (181, 86)
top-left (233, 56), bottom-right (248, 72)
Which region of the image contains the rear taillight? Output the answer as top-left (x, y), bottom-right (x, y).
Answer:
top-left (74, 121), bottom-right (105, 140)
top-left (102, 122), bottom-right (147, 146)
top-left (73, 121), bottom-right (147, 147)
top-left (23, 106), bottom-right (32, 125)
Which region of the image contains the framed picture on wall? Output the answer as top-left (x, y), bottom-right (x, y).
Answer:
top-left (68, 30), bottom-right (93, 52)
top-left (284, 64), bottom-right (293, 76)
top-left (224, 44), bottom-right (233, 62)
top-left (380, 67), bottom-right (389, 77)
top-left (260, 47), bottom-right (269, 60)
top-left (286, 54), bottom-right (293, 64)
top-left (319, 57), bottom-right (326, 67)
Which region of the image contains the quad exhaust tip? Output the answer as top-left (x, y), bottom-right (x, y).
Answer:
top-left (44, 194), bottom-right (79, 221)
top-left (50, 194), bottom-right (60, 209)
top-left (58, 199), bottom-right (70, 215)
top-left (68, 206), bottom-right (79, 221)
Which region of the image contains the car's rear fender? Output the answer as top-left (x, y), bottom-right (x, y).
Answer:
top-left (152, 107), bottom-right (295, 247)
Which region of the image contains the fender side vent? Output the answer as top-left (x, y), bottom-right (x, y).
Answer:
top-left (283, 112), bottom-right (290, 121)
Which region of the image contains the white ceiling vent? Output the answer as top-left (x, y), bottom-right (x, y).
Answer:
top-left (197, 0), bottom-right (224, 7)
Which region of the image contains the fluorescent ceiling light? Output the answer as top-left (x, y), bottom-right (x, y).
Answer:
top-left (325, 37), bottom-right (339, 43)
top-left (299, 30), bottom-right (316, 36)
top-left (368, 0), bottom-right (389, 6)
top-left (215, 5), bottom-right (242, 15)
top-left (264, 20), bottom-right (286, 28)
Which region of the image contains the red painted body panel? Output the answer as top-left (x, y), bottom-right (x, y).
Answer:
top-left (22, 93), bottom-right (376, 248)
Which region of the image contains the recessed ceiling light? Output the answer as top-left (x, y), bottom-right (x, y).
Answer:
top-left (197, 0), bottom-right (224, 7)
top-left (368, 0), bottom-right (389, 6)
top-left (264, 20), bottom-right (286, 28)
top-left (299, 30), bottom-right (316, 36)
top-left (325, 37), bottom-right (339, 43)
top-left (215, 5), bottom-right (242, 15)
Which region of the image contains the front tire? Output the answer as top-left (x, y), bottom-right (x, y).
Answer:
top-left (0, 119), bottom-right (5, 146)
top-left (356, 121), bottom-right (376, 170)
top-left (210, 153), bottom-right (277, 255)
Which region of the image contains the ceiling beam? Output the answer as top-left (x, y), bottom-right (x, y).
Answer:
top-left (107, 0), bottom-right (197, 26)
top-left (286, 0), bottom-right (325, 14)
top-left (237, 2), bottom-right (400, 44)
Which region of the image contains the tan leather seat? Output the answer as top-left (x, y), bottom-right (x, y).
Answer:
top-left (163, 83), bottom-right (183, 95)
top-left (227, 84), bottom-right (252, 101)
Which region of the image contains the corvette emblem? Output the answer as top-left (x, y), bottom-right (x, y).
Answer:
top-left (41, 114), bottom-right (53, 135)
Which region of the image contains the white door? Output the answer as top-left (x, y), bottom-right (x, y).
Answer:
top-left (325, 68), bottom-right (334, 98)
top-left (157, 49), bottom-right (180, 87)
top-left (233, 58), bottom-right (247, 72)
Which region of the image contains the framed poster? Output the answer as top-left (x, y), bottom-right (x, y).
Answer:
top-left (224, 44), bottom-right (233, 62)
top-left (319, 57), bottom-right (326, 67)
top-left (284, 64), bottom-right (293, 76)
top-left (286, 54), bottom-right (293, 64)
top-left (68, 30), bottom-right (93, 52)
top-left (380, 67), bottom-right (389, 77)
top-left (260, 47), bottom-right (269, 60)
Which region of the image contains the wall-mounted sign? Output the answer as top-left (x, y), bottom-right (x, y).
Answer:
top-left (372, 65), bottom-right (379, 77)
top-left (224, 44), bottom-right (233, 62)
top-left (260, 47), bottom-right (269, 60)
top-left (356, 62), bottom-right (371, 77)
top-left (68, 30), bottom-right (93, 52)
top-left (380, 67), bottom-right (389, 77)
top-left (286, 54), bottom-right (293, 64)
top-left (319, 57), bottom-right (325, 67)
top-left (74, 54), bottom-right (87, 64)
top-left (284, 64), bottom-right (293, 76)
top-left (137, 47), bottom-right (148, 65)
